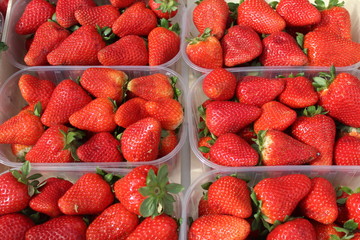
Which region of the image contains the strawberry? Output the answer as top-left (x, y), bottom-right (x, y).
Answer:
top-left (25, 216), bottom-right (87, 239)
top-left (188, 214), bottom-right (250, 240)
top-left (80, 68), bottom-right (127, 103)
top-left (74, 5), bottom-right (120, 28)
top-left (346, 193), bottom-right (360, 228)
top-left (18, 74), bottom-right (56, 110)
top-left (121, 118), bottom-right (161, 162)
top-left (86, 203), bottom-right (139, 240)
top-left (334, 135), bottom-right (360, 165)
top-left (267, 218), bottom-right (317, 240)
top-left (209, 133), bottom-right (258, 167)
top-left (291, 106), bottom-right (336, 165)
top-left (0, 213), bottom-right (34, 240)
top-left (15, 0), bottom-right (55, 35)
top-left (159, 130), bottom-right (178, 157)
top-left (237, 0), bottom-right (285, 34)
top-left (253, 174), bottom-right (311, 223)
top-left (198, 136), bottom-right (213, 160)
top-left (110, 0), bottom-right (136, 8)
top-left (97, 35), bottom-right (148, 66)
top-left (198, 195), bottom-right (217, 217)
top-left (253, 101), bottom-right (297, 133)
top-left (276, 0), bottom-right (321, 26)
top-left (41, 79), bottom-right (92, 127)
top-left (24, 21), bottom-right (70, 66)
top-left (236, 76), bottom-right (285, 107)
top-left (193, 0), bottom-right (228, 39)
top-left (114, 98), bottom-right (148, 128)
top-left (278, 74), bottom-right (318, 108)
top-left (112, 2), bottom-right (157, 37)
top-left (186, 28), bottom-right (223, 69)
top-left (149, 0), bottom-right (179, 19)
top-left (148, 19), bottom-right (180, 66)
top-left (76, 132), bottom-right (123, 162)
top-left (313, 222), bottom-right (344, 240)
top-left (55, 0), bottom-right (96, 28)
top-left (205, 101), bottom-right (261, 137)
top-left (0, 0), bottom-right (8, 17)
top-left (11, 144), bottom-right (32, 161)
top-left (202, 68), bottom-right (237, 101)
top-left (127, 214), bottom-right (179, 240)
top-left (255, 130), bottom-right (320, 166)
top-left (29, 177), bottom-right (73, 217)
top-left (58, 173), bottom-right (114, 215)
top-left (47, 25), bottom-right (106, 65)
top-left (260, 31), bottom-right (308, 66)
top-left (238, 125), bottom-right (257, 144)
top-left (340, 126), bottom-right (360, 139)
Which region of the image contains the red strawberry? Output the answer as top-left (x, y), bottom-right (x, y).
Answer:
top-left (149, 0), bottom-right (179, 19)
top-left (334, 135), bottom-right (360, 165)
top-left (313, 222), bottom-right (344, 240)
top-left (29, 177), bottom-right (73, 217)
top-left (346, 193), bottom-right (360, 228)
top-left (193, 0), bottom-right (228, 39)
top-left (41, 79), bottom-right (92, 127)
top-left (47, 25), bottom-right (106, 65)
top-left (186, 28), bottom-right (223, 69)
top-left (74, 5), bottom-right (120, 28)
top-left (114, 98), bottom-right (148, 128)
top-left (209, 133), bottom-right (258, 167)
top-left (77, 132), bottom-right (123, 162)
top-left (24, 21), bottom-right (70, 66)
top-left (98, 35), bottom-right (148, 66)
top-left (15, 0), bottom-right (55, 35)
top-left (55, 0), bottom-right (96, 28)
top-left (0, 0), bottom-right (8, 17)
top-left (276, 0), bottom-right (321, 26)
top-left (80, 68), bottom-right (127, 103)
top-left (238, 125), bottom-right (257, 144)
top-left (237, 0), bottom-right (285, 34)
top-left (159, 130), bottom-right (178, 157)
top-left (58, 173), bottom-right (114, 215)
top-left (236, 76), bottom-right (285, 107)
top-left (267, 218), bottom-right (317, 240)
top-left (255, 130), bottom-right (320, 166)
top-left (221, 25), bottom-right (263, 67)
top-left (202, 68), bottom-right (237, 101)
top-left (253, 174), bottom-right (311, 223)
top-left (11, 144), bottom-right (32, 160)
top-left (25, 216), bottom-right (87, 239)
top-left (205, 101), bottom-right (261, 137)
top-left (254, 101), bottom-right (297, 133)
top-left (112, 2), bottom-right (157, 37)
top-left (260, 31), bottom-right (308, 66)
top-left (188, 214), bottom-right (250, 240)
top-left (110, 0), bottom-right (136, 8)
top-left (291, 106), bottom-right (336, 165)
top-left (86, 203), bottom-right (139, 240)
top-left (0, 213), bottom-right (34, 240)
top-left (198, 136), bottom-right (214, 159)
top-left (285, 25), bottom-right (312, 38)
top-left (198, 195), bottom-right (217, 217)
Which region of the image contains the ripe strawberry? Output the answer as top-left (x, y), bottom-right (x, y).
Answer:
top-left (11, 144), bottom-right (32, 160)
top-left (276, 0), bottom-right (321, 26)
top-left (98, 35), bottom-right (148, 65)
top-left (346, 193), bottom-right (360, 228)
top-left (74, 5), bottom-right (120, 28)
top-left (149, 0), bottom-right (179, 19)
top-left (198, 136), bottom-right (214, 160)
top-left (112, 2), bottom-right (157, 37)
top-left (86, 203), bottom-right (139, 240)
top-left (110, 0), bottom-right (136, 8)
top-left (29, 177), bottom-right (73, 217)
top-left (267, 218), bottom-right (317, 240)
top-left (209, 133), bottom-right (258, 167)
top-left (193, 0), bottom-right (228, 39)
top-left (205, 101), bottom-right (261, 137)
top-left (41, 79), bottom-right (92, 127)
top-left (237, 0), bottom-right (285, 34)
top-left (55, 0), bottom-right (96, 28)
top-left (198, 195), bottom-right (217, 217)
top-left (18, 74), bottom-right (56, 110)
top-left (0, 213), bottom-right (34, 240)
top-left (202, 68), bottom-right (237, 101)
top-left (186, 28), bottom-right (223, 69)
top-left (291, 106), bottom-right (335, 165)
top-left (313, 222), bottom-right (344, 240)
top-left (334, 135), bottom-right (360, 165)
top-left (238, 125), bottom-right (257, 144)
top-left (77, 132), bottom-right (123, 162)
top-left (221, 25), bottom-right (263, 67)
top-left (159, 130), bottom-right (178, 157)
top-left (188, 214), bottom-right (250, 240)
top-left (24, 21), bottom-right (70, 66)
top-left (260, 31), bottom-right (308, 66)
top-left (236, 76), bottom-right (285, 107)
top-left (254, 101), bottom-right (297, 133)
top-left (15, 0), bottom-right (55, 35)
top-left (0, 0), bottom-right (8, 17)
top-left (47, 25), bottom-right (106, 65)
top-left (114, 98), bottom-right (148, 128)
top-left (25, 216), bottom-right (87, 239)
top-left (253, 174), bottom-right (311, 223)
top-left (255, 130), bottom-right (320, 166)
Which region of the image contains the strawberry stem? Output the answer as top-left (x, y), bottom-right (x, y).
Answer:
top-left (0, 42), bottom-right (8, 52)
top-left (312, 66), bottom-right (336, 91)
top-left (33, 102), bottom-right (42, 117)
top-left (10, 161), bottom-right (43, 196)
top-left (186, 28), bottom-right (212, 45)
top-left (154, 0), bottom-right (179, 13)
top-left (302, 106), bottom-right (327, 117)
top-left (314, 0), bottom-right (344, 10)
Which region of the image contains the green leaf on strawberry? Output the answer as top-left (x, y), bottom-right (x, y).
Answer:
top-left (10, 161), bottom-right (43, 196)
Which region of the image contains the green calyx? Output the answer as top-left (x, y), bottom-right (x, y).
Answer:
top-left (314, 0), bottom-right (345, 11)
top-left (276, 72), bottom-right (305, 78)
top-left (33, 102), bottom-right (43, 117)
top-left (228, 2), bottom-right (239, 20)
top-left (254, 130), bottom-right (267, 152)
top-left (60, 129), bottom-right (86, 162)
top-left (296, 33), bottom-right (308, 55)
top-left (108, 98), bottom-right (118, 113)
top-left (159, 19), bottom-right (180, 35)
top-left (154, 0), bottom-right (179, 13)
top-left (96, 25), bottom-right (117, 44)
top-left (313, 65), bottom-right (336, 92)
top-left (10, 161), bottom-right (44, 196)
top-left (186, 28), bottom-right (212, 45)
top-left (332, 219), bottom-right (359, 240)
top-left (96, 168), bottom-right (123, 185)
top-left (269, 1), bottom-right (279, 9)
top-left (0, 41), bottom-right (8, 52)
top-left (170, 76), bottom-right (181, 101)
top-left (302, 106), bottom-right (328, 117)
top-left (138, 165), bottom-right (184, 217)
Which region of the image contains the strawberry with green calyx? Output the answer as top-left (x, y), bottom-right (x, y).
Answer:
top-left (312, 222), bottom-right (344, 240)
top-left (329, 220), bottom-right (359, 240)
top-left (0, 213), bottom-right (35, 240)
top-left (159, 130), bottom-right (178, 157)
top-left (198, 136), bottom-right (215, 159)
top-left (345, 193), bottom-right (360, 229)
top-left (267, 218), bottom-right (317, 240)
top-left (149, 0), bottom-right (179, 19)
top-left (0, 41), bottom-right (8, 52)
top-left (11, 144), bottom-right (33, 162)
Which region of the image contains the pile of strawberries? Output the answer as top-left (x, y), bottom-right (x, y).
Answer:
top-left (0, 68), bottom-right (184, 163)
top-left (0, 162), bottom-right (183, 239)
top-left (197, 67), bottom-right (360, 167)
top-left (186, 0), bottom-right (360, 69)
top-left (15, 0), bottom-right (180, 66)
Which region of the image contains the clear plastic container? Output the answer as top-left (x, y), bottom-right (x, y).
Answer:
top-left (0, 66), bottom-right (188, 171)
top-left (188, 66), bottom-right (360, 171)
top-left (180, 166), bottom-right (360, 239)
top-left (3, 0), bottom-right (184, 69)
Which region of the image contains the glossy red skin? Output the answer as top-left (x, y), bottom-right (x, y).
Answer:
top-left (276, 0), bottom-right (321, 26)
top-left (0, 213), bottom-right (34, 240)
top-left (110, 0), bottom-right (136, 8)
top-left (335, 135), bottom-right (360, 165)
top-left (149, 0), bottom-right (178, 19)
top-left (198, 136), bottom-right (213, 159)
top-left (74, 5), bottom-right (120, 28)
top-left (313, 222), bottom-right (344, 240)
top-left (267, 219), bottom-right (317, 240)
top-left (115, 98), bottom-right (148, 128)
top-left (55, 0), bottom-right (96, 28)
top-left (159, 130), bottom-right (178, 157)
top-left (203, 68), bottom-right (237, 101)
top-left (198, 196), bottom-right (218, 217)
top-left (346, 193), bottom-right (360, 228)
